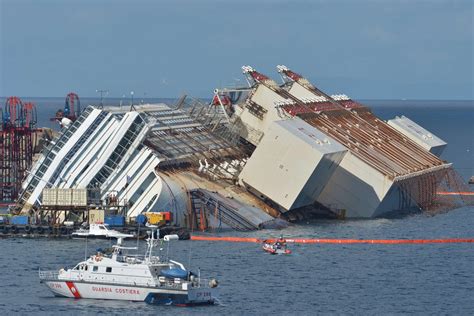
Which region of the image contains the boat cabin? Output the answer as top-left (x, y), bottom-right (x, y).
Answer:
top-left (60, 251), bottom-right (184, 288)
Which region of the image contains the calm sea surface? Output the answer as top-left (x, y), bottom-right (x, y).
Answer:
top-left (0, 99), bottom-right (473, 315)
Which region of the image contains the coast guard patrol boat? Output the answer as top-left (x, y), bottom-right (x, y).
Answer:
top-left (39, 230), bottom-right (219, 305)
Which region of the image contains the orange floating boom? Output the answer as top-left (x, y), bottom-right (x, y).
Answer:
top-left (436, 191), bottom-right (474, 196)
top-left (190, 235), bottom-right (474, 244)
top-left (191, 236), bottom-right (261, 243)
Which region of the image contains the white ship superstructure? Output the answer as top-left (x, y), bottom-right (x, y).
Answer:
top-left (218, 65), bottom-right (452, 218)
top-left (17, 106), bottom-right (163, 218)
top-left (276, 65), bottom-right (450, 217)
top-left (238, 119), bottom-right (347, 213)
top-left (219, 67), bottom-right (348, 214)
top-left (387, 115), bottom-right (447, 157)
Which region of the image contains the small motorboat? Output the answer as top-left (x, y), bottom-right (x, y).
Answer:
top-left (71, 223), bottom-right (134, 239)
top-left (262, 239), bottom-right (292, 255)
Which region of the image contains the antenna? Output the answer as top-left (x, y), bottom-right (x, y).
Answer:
top-left (96, 89), bottom-right (108, 108)
top-left (84, 236), bottom-right (88, 261)
top-left (136, 220), bottom-right (141, 253)
top-left (130, 91), bottom-right (135, 111)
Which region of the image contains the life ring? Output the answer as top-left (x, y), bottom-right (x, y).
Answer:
top-left (95, 255), bottom-right (103, 262)
top-left (11, 226), bottom-right (18, 234)
top-left (24, 225), bottom-right (31, 233)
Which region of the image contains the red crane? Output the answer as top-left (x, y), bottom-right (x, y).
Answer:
top-left (0, 97), bottom-right (38, 203)
top-left (52, 92), bottom-right (81, 123)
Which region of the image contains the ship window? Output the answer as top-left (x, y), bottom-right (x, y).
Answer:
top-left (93, 266), bottom-right (98, 272)
top-left (106, 267), bottom-right (112, 273)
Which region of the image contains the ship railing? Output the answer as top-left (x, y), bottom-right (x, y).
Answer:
top-left (196, 278), bottom-right (212, 288)
top-left (38, 270), bottom-right (60, 281)
top-left (191, 278), bottom-right (214, 289)
top-left (153, 277), bottom-right (213, 289)
top-left (116, 255), bottom-right (163, 265)
top-left (78, 277), bottom-right (192, 289)
top-left (153, 277), bottom-right (187, 289)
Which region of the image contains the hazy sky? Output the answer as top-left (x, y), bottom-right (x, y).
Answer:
top-left (1, 0), bottom-right (473, 99)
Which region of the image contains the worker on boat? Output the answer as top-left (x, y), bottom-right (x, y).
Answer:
top-left (275, 235), bottom-right (286, 249)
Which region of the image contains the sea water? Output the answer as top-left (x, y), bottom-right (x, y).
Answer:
top-left (0, 99), bottom-right (472, 315)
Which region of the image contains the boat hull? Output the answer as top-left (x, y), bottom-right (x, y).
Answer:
top-left (145, 288), bottom-right (219, 306)
top-left (262, 243), bottom-right (291, 255)
top-left (71, 234), bottom-right (133, 239)
top-left (42, 280), bottom-right (185, 301)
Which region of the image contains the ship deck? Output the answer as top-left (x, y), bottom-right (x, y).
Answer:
top-left (276, 82), bottom-right (446, 179)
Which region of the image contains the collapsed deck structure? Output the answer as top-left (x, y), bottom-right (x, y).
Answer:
top-left (215, 65), bottom-right (453, 218)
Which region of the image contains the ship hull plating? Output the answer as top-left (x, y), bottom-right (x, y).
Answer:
top-left (43, 280), bottom-right (186, 301)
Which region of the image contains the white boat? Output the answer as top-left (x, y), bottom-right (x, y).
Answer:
top-left (39, 231), bottom-right (219, 305)
top-left (71, 223), bottom-right (134, 239)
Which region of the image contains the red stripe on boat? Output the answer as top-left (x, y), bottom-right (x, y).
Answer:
top-left (65, 281), bottom-right (81, 298)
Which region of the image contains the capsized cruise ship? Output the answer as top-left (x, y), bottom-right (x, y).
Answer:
top-left (16, 65), bottom-right (464, 230)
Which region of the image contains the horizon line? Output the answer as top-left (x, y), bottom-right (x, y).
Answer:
top-left (0, 96), bottom-right (473, 102)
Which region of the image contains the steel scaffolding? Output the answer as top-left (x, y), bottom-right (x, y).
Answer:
top-left (0, 97), bottom-right (38, 203)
